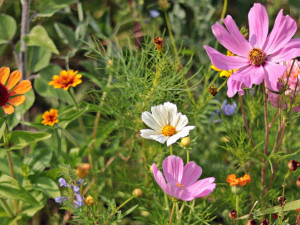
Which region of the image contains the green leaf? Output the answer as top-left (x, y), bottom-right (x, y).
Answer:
top-left (59, 104), bottom-right (89, 128)
top-left (54, 23), bottom-right (77, 47)
top-left (6, 89), bottom-right (35, 130)
top-left (32, 176), bottom-right (60, 198)
top-left (37, 0), bottom-right (76, 17)
top-left (24, 25), bottom-right (59, 54)
top-left (0, 118), bottom-right (6, 140)
top-left (27, 46), bottom-right (52, 73)
top-left (0, 14), bottom-right (16, 43)
top-left (23, 148), bottom-right (53, 174)
top-left (0, 174), bottom-right (39, 205)
top-left (7, 131), bottom-right (51, 151)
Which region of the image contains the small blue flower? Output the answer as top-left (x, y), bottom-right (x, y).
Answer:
top-left (58, 178), bottom-right (68, 187)
top-left (74, 194), bottom-right (84, 208)
top-left (149, 10), bottom-right (160, 18)
top-left (55, 197), bottom-right (67, 204)
top-left (78, 179), bottom-right (83, 186)
top-left (222, 100), bottom-right (237, 116)
top-left (73, 185), bottom-right (80, 194)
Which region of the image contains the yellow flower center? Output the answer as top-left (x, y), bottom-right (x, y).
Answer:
top-left (248, 48), bottom-right (265, 66)
top-left (161, 125), bottom-right (176, 136)
top-left (176, 182), bottom-right (184, 188)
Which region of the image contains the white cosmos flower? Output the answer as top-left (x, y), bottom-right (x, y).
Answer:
top-left (140, 102), bottom-right (195, 146)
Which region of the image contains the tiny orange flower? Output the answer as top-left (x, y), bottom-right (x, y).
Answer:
top-left (41, 109), bottom-right (59, 126)
top-left (85, 196), bottom-right (95, 206)
top-left (49, 70), bottom-right (82, 90)
top-left (75, 163), bottom-right (91, 178)
top-left (227, 174), bottom-right (251, 186)
top-left (0, 67), bottom-right (32, 114)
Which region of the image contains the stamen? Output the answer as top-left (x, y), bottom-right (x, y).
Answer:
top-left (161, 125), bottom-right (176, 136)
top-left (248, 48), bottom-right (265, 66)
top-left (176, 182), bottom-right (184, 188)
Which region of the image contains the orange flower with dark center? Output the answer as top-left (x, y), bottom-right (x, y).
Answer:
top-left (227, 174), bottom-right (251, 186)
top-left (41, 109), bottom-right (59, 126)
top-left (49, 70), bottom-right (82, 90)
top-left (0, 67), bottom-right (32, 114)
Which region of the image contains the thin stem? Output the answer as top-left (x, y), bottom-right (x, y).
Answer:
top-left (245, 201), bottom-right (258, 223)
top-left (169, 202), bottom-right (176, 225)
top-left (164, 11), bottom-right (179, 66)
top-left (76, 0), bottom-right (84, 22)
top-left (186, 150), bottom-right (189, 163)
top-left (170, 144), bottom-right (173, 155)
top-left (236, 195), bottom-right (239, 217)
top-left (55, 127), bottom-right (61, 159)
top-left (220, 0), bottom-right (228, 20)
top-left (0, 198), bottom-right (14, 218)
top-left (164, 192), bottom-right (170, 211)
top-left (187, 200), bottom-right (195, 223)
top-left (239, 95), bottom-right (255, 148)
top-left (61, 128), bottom-right (80, 148)
top-left (175, 202), bottom-right (179, 220)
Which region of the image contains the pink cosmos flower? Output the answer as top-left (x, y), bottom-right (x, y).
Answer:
top-left (267, 60), bottom-right (300, 112)
top-left (152, 155), bottom-right (216, 201)
top-left (204, 3), bottom-right (300, 97)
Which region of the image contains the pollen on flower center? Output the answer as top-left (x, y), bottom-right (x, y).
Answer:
top-left (248, 48), bottom-right (265, 66)
top-left (0, 83), bottom-right (9, 106)
top-left (162, 125), bottom-right (176, 136)
top-left (176, 182), bottom-right (184, 188)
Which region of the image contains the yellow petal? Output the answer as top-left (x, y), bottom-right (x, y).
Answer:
top-left (10, 80), bottom-right (32, 96)
top-left (0, 67), bottom-right (10, 85)
top-left (7, 95), bottom-right (26, 106)
top-left (211, 65), bottom-right (221, 72)
top-left (2, 104), bottom-right (14, 114)
top-left (6, 70), bottom-right (22, 90)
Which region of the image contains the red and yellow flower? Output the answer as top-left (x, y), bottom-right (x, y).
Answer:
top-left (49, 70), bottom-right (82, 90)
top-left (41, 109), bottom-right (59, 126)
top-left (0, 67), bottom-right (32, 114)
top-left (226, 174), bottom-right (251, 186)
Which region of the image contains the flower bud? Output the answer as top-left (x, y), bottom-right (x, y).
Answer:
top-left (288, 160), bottom-right (298, 171)
top-left (247, 220), bottom-right (257, 225)
top-left (297, 176), bottom-right (300, 187)
top-left (181, 137), bottom-right (191, 147)
top-left (260, 219), bottom-right (269, 225)
top-left (133, 188), bottom-right (143, 197)
top-left (278, 196), bottom-right (286, 206)
top-left (154, 36), bottom-right (163, 51)
top-left (141, 211), bottom-right (150, 217)
top-left (228, 209), bottom-right (237, 219)
top-left (107, 59), bottom-right (113, 68)
top-left (208, 85), bottom-right (218, 96)
top-left (85, 196), bottom-right (96, 206)
top-left (75, 163), bottom-right (91, 178)
top-left (230, 185), bottom-right (243, 195)
top-left (273, 214), bottom-right (278, 220)
top-left (158, 0), bottom-right (170, 11)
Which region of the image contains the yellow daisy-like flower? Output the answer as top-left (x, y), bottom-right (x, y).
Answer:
top-left (49, 70), bottom-right (82, 90)
top-left (0, 67), bottom-right (32, 114)
top-left (41, 109), bottom-right (59, 126)
top-left (211, 51), bottom-right (237, 78)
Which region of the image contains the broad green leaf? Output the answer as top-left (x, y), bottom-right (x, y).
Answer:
top-left (32, 176), bottom-right (60, 198)
top-left (7, 131), bottom-right (51, 151)
top-left (7, 89), bottom-right (35, 130)
top-left (24, 25), bottom-right (59, 54)
top-left (23, 148), bottom-right (53, 174)
top-left (0, 14), bottom-right (16, 43)
top-left (54, 23), bottom-right (77, 47)
top-left (27, 46), bottom-right (52, 73)
top-left (34, 64), bottom-right (73, 103)
top-left (0, 174), bottom-right (39, 205)
top-left (37, 0), bottom-right (76, 17)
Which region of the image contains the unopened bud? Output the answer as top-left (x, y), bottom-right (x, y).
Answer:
top-left (297, 176), bottom-right (300, 187)
top-left (181, 137), bottom-right (191, 147)
top-left (228, 209), bottom-right (237, 219)
top-left (230, 185), bottom-right (243, 195)
top-left (288, 160), bottom-right (299, 171)
top-left (247, 220), bottom-right (257, 225)
top-left (158, 0), bottom-right (170, 11)
top-left (133, 188), bottom-right (143, 197)
top-left (260, 219), bottom-right (269, 225)
top-left (107, 59), bottom-right (113, 68)
top-left (273, 214), bottom-right (278, 220)
top-left (208, 85), bottom-right (218, 96)
top-left (85, 196), bottom-right (96, 206)
top-left (278, 196), bottom-right (286, 206)
top-left (154, 36), bottom-right (163, 51)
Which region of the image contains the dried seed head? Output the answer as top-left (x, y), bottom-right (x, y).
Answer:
top-left (260, 219), bottom-right (269, 225)
top-left (247, 219), bottom-right (257, 225)
top-left (288, 160), bottom-right (299, 171)
top-left (297, 176), bottom-right (300, 187)
top-left (278, 196), bottom-right (286, 206)
top-left (154, 36), bottom-right (163, 51)
top-left (208, 85), bottom-right (218, 96)
top-left (228, 209), bottom-right (237, 219)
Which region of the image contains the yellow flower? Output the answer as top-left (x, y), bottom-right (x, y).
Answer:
top-left (49, 70), bottom-right (82, 90)
top-left (211, 51), bottom-right (237, 78)
top-left (0, 67), bottom-right (32, 114)
top-left (41, 109), bottom-right (59, 126)
top-left (85, 196), bottom-right (95, 206)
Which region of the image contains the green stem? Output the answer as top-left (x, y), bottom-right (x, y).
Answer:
top-left (175, 202), bottom-right (179, 220)
top-left (164, 192), bottom-right (170, 211)
top-left (236, 194), bottom-right (239, 217)
top-left (220, 0), bottom-right (228, 20)
top-left (186, 150), bottom-right (189, 163)
top-left (164, 11), bottom-right (179, 66)
top-left (0, 198), bottom-right (14, 218)
top-left (187, 200), bottom-right (195, 223)
top-left (61, 128), bottom-right (80, 148)
top-left (76, 0), bottom-right (84, 22)
top-left (170, 144), bottom-right (173, 155)
top-left (55, 126), bottom-right (61, 159)
top-left (169, 202), bottom-right (176, 225)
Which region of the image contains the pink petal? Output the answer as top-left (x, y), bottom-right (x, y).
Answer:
top-left (248, 3), bottom-right (269, 48)
top-left (162, 155), bottom-right (184, 184)
top-left (185, 177), bottom-right (216, 198)
top-left (227, 79), bottom-right (246, 98)
top-left (165, 183), bottom-right (194, 201)
top-left (152, 163), bottom-right (167, 192)
top-left (263, 61), bottom-right (287, 91)
top-left (263, 10), bottom-right (297, 55)
top-left (267, 39), bottom-right (300, 63)
top-left (181, 161), bottom-right (202, 187)
top-left (204, 46), bottom-right (249, 70)
top-left (221, 15), bottom-right (252, 56)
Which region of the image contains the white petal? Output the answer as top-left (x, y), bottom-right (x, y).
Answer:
top-left (140, 129), bottom-right (159, 139)
top-left (166, 126), bottom-right (195, 146)
top-left (164, 102), bottom-right (177, 125)
top-left (151, 104), bottom-right (166, 127)
top-left (142, 111), bottom-right (161, 131)
top-left (175, 114), bottom-right (189, 131)
top-left (150, 134), bottom-right (169, 144)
